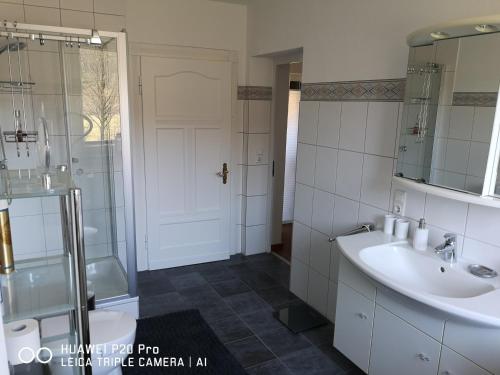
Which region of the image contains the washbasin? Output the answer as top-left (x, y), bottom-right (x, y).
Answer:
top-left (359, 244), bottom-right (495, 298)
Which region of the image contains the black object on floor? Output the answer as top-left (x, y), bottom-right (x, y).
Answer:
top-left (123, 309), bottom-right (247, 375)
top-left (274, 302), bottom-right (329, 333)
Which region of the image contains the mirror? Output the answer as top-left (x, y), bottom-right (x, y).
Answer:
top-left (396, 32), bottom-right (500, 195)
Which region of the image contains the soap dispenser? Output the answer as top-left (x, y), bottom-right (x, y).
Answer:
top-left (413, 218), bottom-right (429, 251)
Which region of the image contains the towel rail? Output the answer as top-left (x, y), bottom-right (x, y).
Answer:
top-left (328, 223), bottom-right (375, 243)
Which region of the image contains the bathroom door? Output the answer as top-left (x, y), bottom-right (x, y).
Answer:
top-left (141, 56), bottom-right (232, 269)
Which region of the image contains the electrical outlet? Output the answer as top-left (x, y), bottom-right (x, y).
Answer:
top-left (392, 190), bottom-right (407, 216)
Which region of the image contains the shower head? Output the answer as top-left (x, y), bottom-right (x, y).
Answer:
top-left (0, 41), bottom-right (26, 55)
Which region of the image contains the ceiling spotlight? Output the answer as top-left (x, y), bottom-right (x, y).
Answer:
top-left (430, 31), bottom-right (450, 40)
top-left (90, 29), bottom-right (102, 45)
top-left (475, 24), bottom-right (497, 33)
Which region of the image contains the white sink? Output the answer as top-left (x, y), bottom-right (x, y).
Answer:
top-left (359, 244), bottom-right (495, 298)
top-left (337, 231), bottom-right (500, 327)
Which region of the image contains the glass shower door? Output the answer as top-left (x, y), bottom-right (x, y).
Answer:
top-left (61, 39), bottom-right (129, 301)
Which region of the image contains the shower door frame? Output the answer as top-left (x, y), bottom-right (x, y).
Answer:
top-left (9, 22), bottom-right (138, 297)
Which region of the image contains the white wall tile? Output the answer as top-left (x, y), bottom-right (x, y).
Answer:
top-left (61, 0), bottom-right (93, 11)
top-left (246, 165), bottom-right (268, 196)
top-left (332, 195), bottom-right (359, 236)
top-left (449, 106), bottom-right (474, 140)
top-left (11, 215), bottom-right (45, 257)
top-left (434, 38), bottom-right (459, 72)
top-left (317, 102), bottom-right (341, 148)
top-left (292, 221), bottom-right (310, 264)
top-left (82, 209), bottom-right (109, 245)
top-left (296, 143), bottom-right (316, 186)
top-left (330, 241), bottom-right (341, 281)
top-left (462, 237), bottom-right (500, 269)
top-left (426, 224), bottom-right (464, 253)
top-left (298, 102), bottom-right (319, 144)
top-left (311, 189), bottom-right (335, 235)
top-left (438, 71), bottom-right (455, 106)
top-left (247, 133), bottom-right (270, 165)
top-left (32, 95), bottom-right (65, 136)
top-left (294, 183), bottom-right (314, 226)
top-left (61, 9), bottom-right (94, 28)
top-left (245, 224), bottom-right (267, 255)
top-left (43, 213), bottom-right (63, 251)
top-left (327, 281), bottom-right (338, 322)
top-left (75, 173), bottom-right (106, 210)
top-left (94, 0), bottom-right (126, 15)
top-left (94, 13), bottom-right (126, 32)
top-left (339, 102), bottom-right (367, 152)
top-left (466, 204), bottom-right (500, 246)
top-left (307, 269), bottom-right (328, 315)
top-left (246, 195), bottom-right (267, 226)
top-left (391, 183), bottom-right (426, 220)
top-left (24, 5), bottom-right (61, 25)
top-left (0, 2), bottom-right (25, 20)
top-left (310, 230), bottom-right (331, 277)
top-left (314, 146), bottom-right (337, 193)
top-left (445, 139), bottom-right (470, 174)
top-left (24, 0), bottom-right (59, 7)
top-left (9, 198), bottom-right (42, 217)
top-left (467, 141), bottom-right (489, 178)
top-left (472, 107), bottom-right (495, 143)
top-left (425, 194), bottom-right (468, 234)
top-left (335, 150), bottom-right (363, 200)
top-left (290, 258), bottom-right (309, 300)
top-left (28, 51), bottom-right (62, 95)
top-left (435, 106), bottom-right (450, 138)
top-left (360, 155), bottom-right (393, 210)
top-left (365, 102), bottom-right (399, 157)
top-left (358, 203), bottom-right (386, 230)
top-left (248, 101), bottom-right (271, 133)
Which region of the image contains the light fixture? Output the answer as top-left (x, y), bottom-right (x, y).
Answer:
top-left (430, 31), bottom-right (450, 40)
top-left (475, 24), bottom-right (497, 33)
top-left (90, 29), bottom-right (102, 45)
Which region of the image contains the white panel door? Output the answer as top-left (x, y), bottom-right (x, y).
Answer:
top-left (141, 56), bottom-right (232, 269)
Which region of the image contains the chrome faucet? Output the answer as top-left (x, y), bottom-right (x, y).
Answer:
top-left (434, 233), bottom-right (457, 264)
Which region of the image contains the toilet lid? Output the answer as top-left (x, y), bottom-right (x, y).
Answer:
top-left (90, 310), bottom-right (137, 344)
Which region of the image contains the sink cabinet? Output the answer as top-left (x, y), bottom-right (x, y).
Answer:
top-left (335, 253), bottom-right (496, 375)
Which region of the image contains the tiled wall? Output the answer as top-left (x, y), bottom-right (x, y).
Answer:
top-left (0, 0), bottom-right (125, 31)
top-left (237, 86), bottom-right (272, 255)
top-left (291, 78), bottom-right (500, 323)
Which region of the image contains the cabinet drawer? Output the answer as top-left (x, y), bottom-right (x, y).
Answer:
top-left (376, 287), bottom-right (445, 341)
top-left (443, 320), bottom-right (500, 374)
top-left (334, 283), bottom-right (375, 373)
top-left (370, 306), bottom-right (441, 375)
top-left (439, 346), bottom-right (491, 375)
top-left (338, 254), bottom-right (376, 300)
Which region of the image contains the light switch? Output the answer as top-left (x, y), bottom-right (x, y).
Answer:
top-left (392, 190), bottom-right (407, 216)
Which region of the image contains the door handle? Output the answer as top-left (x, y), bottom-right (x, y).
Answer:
top-left (217, 163), bottom-right (229, 184)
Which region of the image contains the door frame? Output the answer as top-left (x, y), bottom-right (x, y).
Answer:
top-left (128, 43), bottom-right (240, 271)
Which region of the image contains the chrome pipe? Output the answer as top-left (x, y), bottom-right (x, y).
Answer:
top-left (328, 223), bottom-right (375, 243)
top-left (68, 188), bottom-right (91, 374)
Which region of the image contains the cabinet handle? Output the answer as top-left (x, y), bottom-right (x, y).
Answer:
top-left (417, 353), bottom-right (430, 362)
top-left (357, 312), bottom-right (368, 320)
top-left (442, 371), bottom-right (452, 375)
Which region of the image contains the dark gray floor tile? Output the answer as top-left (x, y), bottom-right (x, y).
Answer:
top-left (224, 291), bottom-right (270, 315)
top-left (240, 309), bottom-right (288, 335)
top-left (169, 272), bottom-right (208, 290)
top-left (239, 271), bottom-right (279, 291)
top-left (199, 267), bottom-right (238, 283)
top-left (317, 344), bottom-right (356, 372)
top-left (259, 327), bottom-right (312, 357)
top-left (180, 285), bottom-right (225, 308)
top-left (226, 336), bottom-right (275, 368)
top-left (139, 292), bottom-right (192, 318)
top-left (246, 359), bottom-right (291, 375)
top-left (137, 277), bottom-right (176, 297)
top-left (209, 315), bottom-right (253, 343)
top-left (302, 324), bottom-right (334, 346)
top-left (212, 278), bottom-right (251, 297)
top-left (198, 302), bottom-right (236, 323)
top-left (281, 346), bottom-right (343, 375)
top-left (256, 286), bottom-right (299, 308)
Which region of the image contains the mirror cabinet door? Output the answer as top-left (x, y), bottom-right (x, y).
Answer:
top-left (396, 33), bottom-right (500, 195)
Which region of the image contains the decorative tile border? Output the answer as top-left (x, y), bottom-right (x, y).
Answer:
top-left (301, 78), bottom-right (406, 102)
top-left (238, 86), bottom-right (272, 101)
top-left (452, 92), bottom-right (497, 107)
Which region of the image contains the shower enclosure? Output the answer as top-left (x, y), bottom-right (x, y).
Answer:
top-left (0, 23), bottom-right (136, 307)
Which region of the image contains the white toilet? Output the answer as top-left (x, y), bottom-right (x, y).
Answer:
top-left (42, 310), bottom-right (137, 375)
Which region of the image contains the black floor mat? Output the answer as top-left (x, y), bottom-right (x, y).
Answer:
top-left (123, 309), bottom-right (247, 375)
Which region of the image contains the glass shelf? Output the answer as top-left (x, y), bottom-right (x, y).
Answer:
top-left (1, 255), bottom-right (74, 323)
top-left (0, 168), bottom-right (75, 200)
